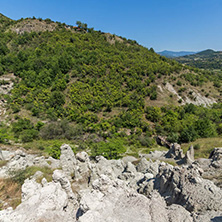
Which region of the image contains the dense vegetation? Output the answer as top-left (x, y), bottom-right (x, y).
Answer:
top-left (175, 49), bottom-right (222, 70)
top-left (1, 15), bottom-right (222, 159)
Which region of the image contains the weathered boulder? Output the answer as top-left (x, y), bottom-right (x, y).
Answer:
top-left (156, 135), bottom-right (171, 148)
top-left (136, 157), bottom-right (160, 176)
top-left (209, 148), bottom-right (222, 168)
top-left (165, 143), bottom-right (184, 160)
top-left (76, 151), bottom-right (89, 163)
top-left (155, 164), bottom-right (222, 212)
top-left (0, 170), bottom-right (77, 222)
top-left (185, 145), bottom-right (195, 164)
top-left (0, 149), bottom-right (4, 160)
top-left (77, 175), bottom-right (193, 222)
top-left (60, 144), bottom-right (77, 179)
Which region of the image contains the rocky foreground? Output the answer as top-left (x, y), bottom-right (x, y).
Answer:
top-left (0, 144), bottom-right (222, 222)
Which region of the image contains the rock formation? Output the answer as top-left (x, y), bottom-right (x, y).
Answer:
top-left (0, 144), bottom-right (222, 221)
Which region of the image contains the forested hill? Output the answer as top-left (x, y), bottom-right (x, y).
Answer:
top-left (157, 50), bottom-right (196, 58)
top-left (175, 49), bottom-right (222, 69)
top-left (1, 15), bottom-right (222, 157)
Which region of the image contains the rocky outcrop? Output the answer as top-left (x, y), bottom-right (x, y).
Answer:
top-left (1, 144), bottom-right (222, 222)
top-left (156, 135), bottom-right (171, 148)
top-left (155, 164), bottom-right (222, 212)
top-left (60, 144), bottom-right (77, 179)
top-left (184, 145), bottom-right (195, 165)
top-left (0, 149), bottom-right (4, 160)
top-left (78, 175), bottom-right (193, 222)
top-left (165, 143), bottom-right (184, 160)
top-left (0, 170), bottom-right (77, 222)
top-left (209, 147), bottom-right (222, 168)
top-left (0, 149), bottom-right (60, 178)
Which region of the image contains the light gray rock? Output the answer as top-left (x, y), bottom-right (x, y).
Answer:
top-left (122, 156), bottom-right (137, 163)
top-left (0, 170), bottom-right (78, 222)
top-left (60, 144), bottom-right (77, 179)
top-left (145, 150), bottom-right (167, 160)
top-left (167, 204), bottom-right (193, 222)
top-left (155, 164), bottom-right (222, 212)
top-left (136, 157), bottom-right (160, 176)
top-left (209, 148), bottom-right (222, 168)
top-left (0, 149), bottom-right (58, 178)
top-left (0, 149), bottom-right (4, 160)
top-left (77, 175), bottom-right (193, 222)
top-left (76, 151), bottom-right (89, 162)
top-left (165, 143), bottom-right (184, 160)
top-left (193, 211), bottom-right (222, 222)
top-left (182, 145), bottom-right (195, 165)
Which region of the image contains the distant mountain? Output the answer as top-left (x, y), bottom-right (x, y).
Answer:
top-left (175, 49), bottom-right (222, 69)
top-left (157, 50), bottom-right (197, 58)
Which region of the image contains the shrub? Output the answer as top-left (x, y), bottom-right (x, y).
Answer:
top-left (167, 132), bottom-right (179, 143)
top-left (40, 120), bottom-right (83, 140)
top-left (194, 144), bottom-right (200, 150)
top-left (139, 135), bottom-right (155, 147)
top-left (12, 118), bottom-right (34, 138)
top-left (20, 129), bottom-right (39, 143)
top-left (91, 138), bottom-right (126, 159)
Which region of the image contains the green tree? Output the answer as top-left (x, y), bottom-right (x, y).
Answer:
top-left (91, 138), bottom-right (126, 159)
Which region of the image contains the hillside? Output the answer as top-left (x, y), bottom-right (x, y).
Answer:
top-left (0, 15), bottom-right (222, 158)
top-left (175, 49), bottom-right (222, 69)
top-left (157, 50), bottom-right (196, 58)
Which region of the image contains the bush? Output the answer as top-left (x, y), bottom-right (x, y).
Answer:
top-left (138, 135), bottom-right (155, 147)
top-left (179, 126), bottom-right (198, 143)
top-left (167, 133), bottom-right (179, 143)
top-left (40, 120), bottom-right (83, 140)
top-left (194, 144), bottom-right (200, 150)
top-left (12, 118), bottom-right (34, 138)
top-left (20, 129), bottom-right (39, 143)
top-left (91, 138), bottom-right (126, 159)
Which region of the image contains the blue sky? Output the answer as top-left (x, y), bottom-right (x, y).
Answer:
top-left (1, 0), bottom-right (222, 51)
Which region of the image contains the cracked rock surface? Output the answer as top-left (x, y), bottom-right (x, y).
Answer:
top-left (0, 144), bottom-right (222, 221)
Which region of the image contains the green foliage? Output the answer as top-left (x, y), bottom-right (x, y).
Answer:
top-left (195, 118), bottom-right (217, 138)
top-left (1, 15), bottom-right (222, 158)
top-left (20, 129), bottom-right (39, 143)
top-left (91, 138), bottom-right (126, 159)
top-left (194, 143), bottom-right (200, 150)
top-left (47, 143), bottom-right (61, 159)
top-left (40, 120), bottom-right (83, 140)
top-left (138, 135), bottom-right (155, 147)
top-left (11, 118), bottom-right (34, 138)
top-left (167, 132), bottom-right (179, 143)
top-left (0, 126), bottom-right (9, 144)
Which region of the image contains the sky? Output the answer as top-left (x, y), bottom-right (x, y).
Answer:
top-left (1, 0), bottom-right (222, 52)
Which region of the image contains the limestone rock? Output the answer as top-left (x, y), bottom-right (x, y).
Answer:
top-left (76, 151), bottom-right (89, 162)
top-left (60, 144), bottom-right (77, 178)
top-left (165, 143), bottom-right (184, 160)
top-left (0, 171), bottom-right (77, 222)
top-left (155, 164), bottom-right (222, 212)
top-left (0, 149), bottom-right (4, 160)
top-left (136, 157), bottom-right (160, 176)
top-left (209, 148), bottom-right (222, 168)
top-left (77, 175), bottom-right (192, 222)
top-left (183, 145), bottom-right (195, 165)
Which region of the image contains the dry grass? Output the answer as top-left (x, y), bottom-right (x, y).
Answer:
top-left (0, 160), bottom-right (8, 168)
top-left (0, 178), bottom-right (21, 210)
top-left (181, 137), bottom-right (222, 159)
top-left (0, 166), bottom-right (54, 210)
top-left (9, 19), bottom-right (57, 34)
